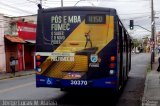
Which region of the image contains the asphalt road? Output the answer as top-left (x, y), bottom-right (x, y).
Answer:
top-left (0, 53), bottom-right (150, 106)
top-left (117, 53), bottom-right (150, 106)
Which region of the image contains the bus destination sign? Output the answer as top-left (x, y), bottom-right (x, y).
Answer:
top-left (85, 14), bottom-right (106, 24)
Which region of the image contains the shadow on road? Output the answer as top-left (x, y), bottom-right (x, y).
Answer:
top-left (53, 89), bottom-right (121, 106)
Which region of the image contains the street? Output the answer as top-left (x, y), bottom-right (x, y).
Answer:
top-left (0, 53), bottom-right (150, 106)
top-left (117, 53), bottom-right (150, 106)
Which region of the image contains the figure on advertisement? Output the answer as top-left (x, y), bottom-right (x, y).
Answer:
top-left (84, 30), bottom-right (92, 48)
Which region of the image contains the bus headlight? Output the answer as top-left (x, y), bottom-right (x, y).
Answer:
top-left (109, 70), bottom-right (114, 75)
top-left (37, 68), bottom-right (42, 72)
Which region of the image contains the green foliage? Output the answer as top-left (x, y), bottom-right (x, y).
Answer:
top-left (147, 63), bottom-right (151, 73)
top-left (132, 39), bottom-right (142, 47)
top-left (142, 35), bottom-right (150, 46)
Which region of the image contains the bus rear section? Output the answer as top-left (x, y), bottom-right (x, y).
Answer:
top-left (35, 7), bottom-right (118, 90)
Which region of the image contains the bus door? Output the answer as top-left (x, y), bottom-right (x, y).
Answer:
top-left (118, 21), bottom-right (124, 87)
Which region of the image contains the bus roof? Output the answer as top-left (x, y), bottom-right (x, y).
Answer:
top-left (37, 6), bottom-right (131, 39)
top-left (39, 6), bottom-right (117, 14)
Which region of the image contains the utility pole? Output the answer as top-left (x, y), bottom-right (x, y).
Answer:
top-left (61, 0), bottom-right (63, 7)
top-left (151, 0), bottom-right (155, 64)
top-left (40, 0), bottom-right (42, 6)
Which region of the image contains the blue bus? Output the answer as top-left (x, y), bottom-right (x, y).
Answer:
top-left (35, 5), bottom-right (132, 92)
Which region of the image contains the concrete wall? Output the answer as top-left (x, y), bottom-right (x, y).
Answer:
top-left (3, 15), bottom-right (37, 36)
top-left (0, 14), bottom-right (6, 72)
top-left (12, 15), bottom-right (37, 24)
top-left (3, 16), bottom-right (11, 35)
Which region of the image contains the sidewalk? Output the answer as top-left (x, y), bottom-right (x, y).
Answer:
top-left (142, 56), bottom-right (160, 106)
top-left (0, 69), bottom-right (35, 80)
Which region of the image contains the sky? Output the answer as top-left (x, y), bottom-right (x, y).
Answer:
top-left (99, 0), bottom-right (160, 39)
top-left (0, 0), bottom-right (160, 39)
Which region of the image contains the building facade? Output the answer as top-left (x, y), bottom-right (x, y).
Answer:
top-left (0, 14), bottom-right (6, 72)
top-left (0, 14), bottom-right (37, 72)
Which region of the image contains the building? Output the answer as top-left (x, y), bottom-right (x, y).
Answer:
top-left (0, 14), bottom-right (37, 72)
top-left (0, 14), bottom-right (6, 72)
top-left (156, 31), bottom-right (160, 46)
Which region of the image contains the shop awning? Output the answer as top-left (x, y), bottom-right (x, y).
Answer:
top-left (25, 40), bottom-right (36, 44)
top-left (4, 35), bottom-right (26, 43)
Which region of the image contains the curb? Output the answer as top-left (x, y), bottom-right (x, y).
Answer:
top-left (0, 72), bottom-right (35, 81)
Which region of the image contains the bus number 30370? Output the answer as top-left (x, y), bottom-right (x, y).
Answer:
top-left (70, 80), bottom-right (88, 86)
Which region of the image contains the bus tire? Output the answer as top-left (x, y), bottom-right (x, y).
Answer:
top-left (60, 88), bottom-right (65, 91)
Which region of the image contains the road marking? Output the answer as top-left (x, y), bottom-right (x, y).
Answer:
top-left (0, 82), bottom-right (34, 93)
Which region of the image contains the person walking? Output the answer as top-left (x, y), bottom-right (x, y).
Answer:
top-left (157, 57), bottom-right (160, 72)
top-left (10, 56), bottom-right (16, 76)
top-left (158, 46), bottom-right (160, 55)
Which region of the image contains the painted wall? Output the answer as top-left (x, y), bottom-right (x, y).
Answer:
top-left (0, 14), bottom-right (6, 72)
top-left (17, 22), bottom-right (36, 70)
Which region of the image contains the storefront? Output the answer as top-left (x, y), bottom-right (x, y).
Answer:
top-left (24, 42), bottom-right (35, 70)
top-left (4, 35), bottom-right (26, 72)
top-left (4, 20), bottom-right (36, 72)
top-left (17, 21), bottom-right (36, 70)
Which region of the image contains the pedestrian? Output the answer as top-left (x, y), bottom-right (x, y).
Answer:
top-left (10, 56), bottom-right (16, 76)
top-left (157, 57), bottom-right (160, 72)
top-left (158, 46), bottom-right (160, 55)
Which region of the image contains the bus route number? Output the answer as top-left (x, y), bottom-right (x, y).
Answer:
top-left (70, 80), bottom-right (88, 86)
top-left (85, 14), bottom-right (106, 24)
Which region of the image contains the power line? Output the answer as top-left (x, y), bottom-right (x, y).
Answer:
top-left (43, 0), bottom-right (78, 2)
top-left (100, 0), bottom-right (149, 2)
top-left (74, 0), bottom-right (95, 6)
top-left (121, 15), bottom-right (151, 20)
top-left (27, 0), bottom-right (50, 8)
top-left (0, 6), bottom-right (28, 16)
top-left (0, 1), bottom-right (35, 14)
top-left (119, 11), bottom-right (157, 15)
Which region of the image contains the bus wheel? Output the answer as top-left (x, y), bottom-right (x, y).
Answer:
top-left (111, 89), bottom-right (120, 101)
top-left (60, 88), bottom-right (66, 91)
